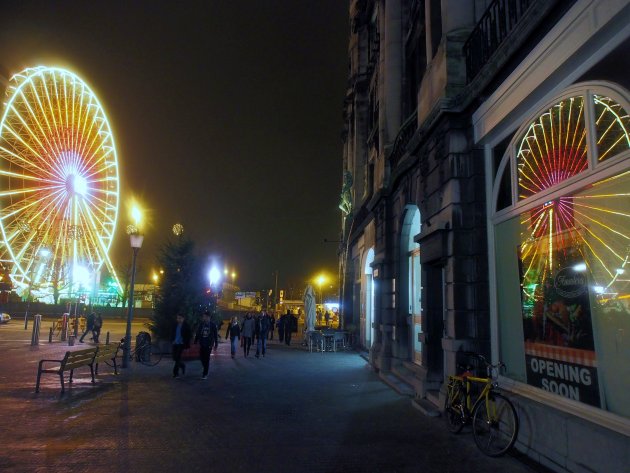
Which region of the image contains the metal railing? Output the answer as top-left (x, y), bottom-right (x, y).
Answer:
top-left (389, 110), bottom-right (418, 168)
top-left (463, 0), bottom-right (534, 83)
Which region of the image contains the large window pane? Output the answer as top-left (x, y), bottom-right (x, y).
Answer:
top-left (498, 171), bottom-right (630, 417)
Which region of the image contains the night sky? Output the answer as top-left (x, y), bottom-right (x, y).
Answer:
top-left (0, 1), bottom-right (349, 292)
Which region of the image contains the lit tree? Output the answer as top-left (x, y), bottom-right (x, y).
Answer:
top-left (149, 236), bottom-right (204, 341)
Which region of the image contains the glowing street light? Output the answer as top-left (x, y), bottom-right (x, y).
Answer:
top-left (231, 271), bottom-right (236, 282)
top-left (131, 205), bottom-right (142, 227)
top-left (208, 267), bottom-right (221, 287)
top-left (316, 274), bottom-right (327, 306)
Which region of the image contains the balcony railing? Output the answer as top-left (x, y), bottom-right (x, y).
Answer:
top-left (389, 110), bottom-right (418, 169)
top-left (463, 0), bottom-right (534, 83)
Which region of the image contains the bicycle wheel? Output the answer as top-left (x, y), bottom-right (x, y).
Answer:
top-left (444, 381), bottom-right (466, 433)
top-left (138, 344), bottom-right (163, 366)
top-left (472, 392), bottom-right (519, 456)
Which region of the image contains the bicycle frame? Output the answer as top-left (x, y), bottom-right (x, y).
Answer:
top-left (448, 373), bottom-right (493, 415)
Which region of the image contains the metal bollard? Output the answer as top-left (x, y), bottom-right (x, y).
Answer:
top-left (105, 331), bottom-right (110, 345)
top-left (30, 314), bottom-right (42, 346)
top-left (49, 326), bottom-right (53, 343)
top-left (68, 335), bottom-right (75, 346)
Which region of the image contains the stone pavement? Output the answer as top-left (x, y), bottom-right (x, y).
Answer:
top-left (0, 320), bottom-right (550, 473)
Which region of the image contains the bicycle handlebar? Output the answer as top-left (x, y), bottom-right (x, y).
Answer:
top-left (460, 352), bottom-right (506, 376)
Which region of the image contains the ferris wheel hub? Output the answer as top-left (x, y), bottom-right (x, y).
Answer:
top-left (66, 174), bottom-right (88, 197)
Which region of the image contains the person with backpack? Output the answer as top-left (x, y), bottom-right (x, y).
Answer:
top-left (194, 311), bottom-right (218, 379)
top-left (241, 312), bottom-right (255, 357)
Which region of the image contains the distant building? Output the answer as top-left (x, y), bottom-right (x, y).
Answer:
top-left (339, 1), bottom-right (630, 471)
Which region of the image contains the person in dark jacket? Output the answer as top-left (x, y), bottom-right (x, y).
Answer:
top-left (225, 316), bottom-right (241, 359)
top-left (92, 313), bottom-right (103, 343)
top-left (171, 314), bottom-right (191, 378)
top-left (255, 310), bottom-right (270, 358)
top-left (241, 312), bottom-right (255, 357)
top-left (79, 312), bottom-right (95, 343)
top-left (194, 312), bottom-right (218, 379)
top-left (284, 310), bottom-right (297, 346)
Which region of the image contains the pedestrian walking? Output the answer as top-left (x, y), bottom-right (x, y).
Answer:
top-left (225, 316), bottom-right (241, 359)
top-left (79, 312), bottom-right (95, 343)
top-left (171, 314), bottom-right (191, 378)
top-left (268, 311), bottom-right (275, 340)
top-left (284, 309), bottom-right (297, 346)
top-left (241, 312), bottom-right (255, 357)
top-left (255, 310), bottom-right (270, 358)
top-left (324, 311), bottom-right (331, 328)
top-left (194, 311), bottom-right (218, 379)
top-left (92, 313), bottom-right (103, 343)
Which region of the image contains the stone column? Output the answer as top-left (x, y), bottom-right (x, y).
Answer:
top-left (381, 0), bottom-right (403, 146)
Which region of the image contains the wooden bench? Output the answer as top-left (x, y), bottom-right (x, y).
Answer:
top-left (35, 343), bottom-right (121, 393)
top-left (94, 343), bottom-right (120, 376)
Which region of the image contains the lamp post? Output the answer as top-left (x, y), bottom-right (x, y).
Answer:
top-left (122, 232), bottom-right (144, 368)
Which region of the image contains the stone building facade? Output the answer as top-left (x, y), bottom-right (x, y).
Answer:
top-left (339, 1), bottom-right (630, 471)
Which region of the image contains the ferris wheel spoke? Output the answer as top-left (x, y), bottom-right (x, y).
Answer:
top-left (76, 99), bottom-right (97, 161)
top-left (81, 121), bottom-right (109, 172)
top-left (0, 184), bottom-right (61, 198)
top-left (79, 199), bottom-right (113, 259)
top-left (79, 198), bottom-right (114, 242)
top-left (40, 74), bottom-right (64, 153)
top-left (18, 89), bottom-right (63, 166)
top-left (50, 71), bottom-right (67, 151)
top-left (0, 125), bottom-right (51, 176)
top-left (7, 104), bottom-right (50, 167)
top-left (0, 186), bottom-right (65, 225)
top-left (0, 168), bottom-right (50, 182)
top-left (82, 148), bottom-right (115, 178)
top-left (27, 80), bottom-right (65, 163)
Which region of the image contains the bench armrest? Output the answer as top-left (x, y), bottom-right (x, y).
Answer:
top-left (38, 358), bottom-right (63, 364)
top-left (38, 358), bottom-right (64, 370)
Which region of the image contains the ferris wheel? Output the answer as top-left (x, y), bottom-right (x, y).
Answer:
top-left (517, 92), bottom-right (630, 304)
top-left (0, 66), bottom-right (120, 297)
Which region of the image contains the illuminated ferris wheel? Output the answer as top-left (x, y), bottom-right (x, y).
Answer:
top-left (0, 66), bottom-right (120, 297)
top-left (517, 91), bottom-right (630, 303)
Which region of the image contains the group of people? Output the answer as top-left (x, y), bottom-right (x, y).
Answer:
top-left (79, 312), bottom-right (103, 343)
top-left (170, 309), bottom-right (299, 379)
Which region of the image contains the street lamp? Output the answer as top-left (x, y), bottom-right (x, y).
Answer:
top-left (123, 208), bottom-right (144, 369)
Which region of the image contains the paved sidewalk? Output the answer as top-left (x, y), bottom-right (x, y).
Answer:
top-left (0, 323), bottom-right (548, 473)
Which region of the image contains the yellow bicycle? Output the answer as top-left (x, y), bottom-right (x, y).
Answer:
top-left (444, 352), bottom-right (519, 456)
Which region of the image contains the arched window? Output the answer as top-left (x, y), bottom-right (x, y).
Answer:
top-left (406, 209), bottom-right (422, 364)
top-left (363, 248), bottom-right (375, 348)
top-left (492, 83), bottom-right (630, 419)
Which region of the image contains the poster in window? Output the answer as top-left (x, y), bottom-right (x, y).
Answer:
top-left (519, 245), bottom-right (601, 408)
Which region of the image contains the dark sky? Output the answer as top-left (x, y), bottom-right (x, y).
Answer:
top-left (0, 1), bottom-right (348, 291)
